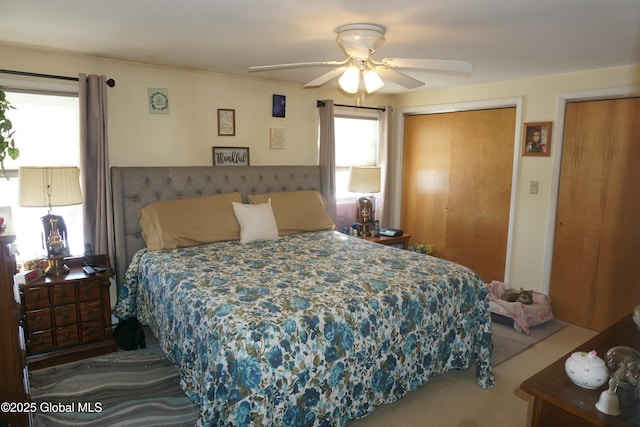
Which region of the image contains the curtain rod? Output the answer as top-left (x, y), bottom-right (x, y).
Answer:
top-left (0, 69), bottom-right (116, 87)
top-left (316, 100), bottom-right (386, 111)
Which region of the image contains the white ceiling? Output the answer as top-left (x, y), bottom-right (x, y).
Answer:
top-left (2, 0), bottom-right (639, 94)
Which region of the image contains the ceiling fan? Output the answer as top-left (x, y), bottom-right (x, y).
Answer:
top-left (248, 23), bottom-right (473, 94)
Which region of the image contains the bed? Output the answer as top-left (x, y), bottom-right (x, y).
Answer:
top-left (111, 166), bottom-right (494, 426)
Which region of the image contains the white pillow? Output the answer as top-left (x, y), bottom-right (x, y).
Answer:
top-left (232, 199), bottom-right (279, 244)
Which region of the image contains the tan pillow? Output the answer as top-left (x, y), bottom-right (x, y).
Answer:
top-left (248, 191), bottom-right (335, 236)
top-left (138, 192), bottom-right (242, 251)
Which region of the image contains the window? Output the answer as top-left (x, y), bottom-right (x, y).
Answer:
top-left (333, 110), bottom-right (381, 232)
top-left (334, 112), bottom-right (379, 199)
top-left (0, 89), bottom-right (83, 262)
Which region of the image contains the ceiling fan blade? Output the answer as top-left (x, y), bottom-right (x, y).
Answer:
top-left (374, 67), bottom-right (425, 89)
top-left (303, 67), bottom-right (346, 88)
top-left (248, 59), bottom-right (348, 72)
top-left (381, 58), bottom-right (474, 75)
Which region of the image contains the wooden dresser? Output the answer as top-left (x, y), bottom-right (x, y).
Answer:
top-left (521, 314), bottom-right (639, 426)
top-left (21, 254), bottom-right (117, 370)
top-left (0, 207), bottom-right (31, 427)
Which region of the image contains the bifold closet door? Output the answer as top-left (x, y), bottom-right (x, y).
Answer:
top-left (401, 107), bottom-right (515, 282)
top-left (550, 97), bottom-right (640, 331)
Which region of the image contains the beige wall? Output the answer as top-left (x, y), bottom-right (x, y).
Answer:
top-left (392, 65), bottom-right (640, 292)
top-left (3, 42), bottom-right (639, 294)
top-left (0, 43), bottom-right (391, 167)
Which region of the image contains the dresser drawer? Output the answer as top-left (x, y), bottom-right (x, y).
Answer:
top-left (29, 329), bottom-right (54, 353)
top-left (21, 255), bottom-right (117, 369)
top-left (81, 320), bottom-right (104, 342)
top-left (24, 286), bottom-right (50, 309)
top-left (79, 300), bottom-right (102, 322)
top-left (55, 325), bottom-right (79, 347)
top-left (26, 308), bottom-right (52, 330)
top-left (78, 282), bottom-right (101, 301)
top-left (51, 284), bottom-right (76, 304)
top-left (53, 304), bottom-right (77, 326)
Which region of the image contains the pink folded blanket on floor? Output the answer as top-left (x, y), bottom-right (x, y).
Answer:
top-left (486, 280), bottom-right (554, 334)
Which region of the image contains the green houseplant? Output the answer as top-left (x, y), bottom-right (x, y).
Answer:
top-left (0, 88), bottom-right (19, 178)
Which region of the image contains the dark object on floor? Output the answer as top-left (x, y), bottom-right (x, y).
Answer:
top-left (491, 312), bottom-right (514, 326)
top-left (114, 317), bottom-right (146, 350)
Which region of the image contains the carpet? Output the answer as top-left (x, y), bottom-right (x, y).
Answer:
top-left (491, 318), bottom-right (568, 366)
top-left (30, 330), bottom-right (199, 427)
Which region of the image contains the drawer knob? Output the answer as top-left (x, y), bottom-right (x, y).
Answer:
top-left (35, 316), bottom-right (41, 323)
top-left (64, 332), bottom-right (70, 339)
top-left (62, 312), bottom-right (69, 319)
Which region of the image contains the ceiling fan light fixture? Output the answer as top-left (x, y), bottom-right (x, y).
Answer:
top-left (338, 65), bottom-right (360, 94)
top-left (249, 22), bottom-right (472, 94)
top-left (363, 69), bottom-right (384, 93)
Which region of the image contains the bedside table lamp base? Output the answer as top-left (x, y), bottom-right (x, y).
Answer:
top-left (360, 221), bottom-right (374, 237)
top-left (46, 256), bottom-right (69, 276)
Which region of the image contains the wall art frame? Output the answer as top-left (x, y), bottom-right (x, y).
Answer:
top-left (217, 109), bottom-right (236, 136)
top-left (148, 88), bottom-right (169, 114)
top-left (522, 121), bottom-right (552, 157)
top-left (212, 146), bottom-right (250, 166)
top-left (272, 94), bottom-right (286, 117)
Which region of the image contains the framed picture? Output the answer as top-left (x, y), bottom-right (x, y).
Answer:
top-left (270, 127), bottom-right (286, 148)
top-left (272, 94), bottom-right (286, 117)
top-left (212, 146), bottom-right (250, 166)
top-left (522, 121), bottom-right (552, 156)
top-left (217, 109), bottom-right (236, 136)
top-left (148, 88), bottom-right (169, 114)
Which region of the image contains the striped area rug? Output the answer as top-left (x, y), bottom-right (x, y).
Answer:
top-left (30, 330), bottom-right (199, 427)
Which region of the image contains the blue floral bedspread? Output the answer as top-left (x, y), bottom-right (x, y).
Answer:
top-left (115, 230), bottom-right (494, 426)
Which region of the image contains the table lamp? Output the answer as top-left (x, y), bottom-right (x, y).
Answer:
top-left (18, 166), bottom-right (82, 276)
top-left (348, 166), bottom-right (381, 236)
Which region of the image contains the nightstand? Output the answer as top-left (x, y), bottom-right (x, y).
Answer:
top-left (362, 234), bottom-right (411, 249)
top-left (20, 254), bottom-right (117, 370)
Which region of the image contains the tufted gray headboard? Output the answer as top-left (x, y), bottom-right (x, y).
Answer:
top-left (111, 165), bottom-right (326, 288)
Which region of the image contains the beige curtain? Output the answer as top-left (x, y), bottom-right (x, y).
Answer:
top-left (79, 74), bottom-right (114, 266)
top-left (376, 106), bottom-right (392, 227)
top-left (318, 100), bottom-right (337, 222)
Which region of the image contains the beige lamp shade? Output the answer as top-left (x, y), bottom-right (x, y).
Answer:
top-left (18, 167), bottom-right (83, 208)
top-left (348, 166), bottom-right (381, 193)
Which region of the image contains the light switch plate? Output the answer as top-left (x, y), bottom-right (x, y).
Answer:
top-left (529, 180), bottom-right (539, 194)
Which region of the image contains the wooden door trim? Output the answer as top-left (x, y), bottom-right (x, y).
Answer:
top-left (393, 97), bottom-right (523, 283)
top-left (542, 85), bottom-right (640, 294)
